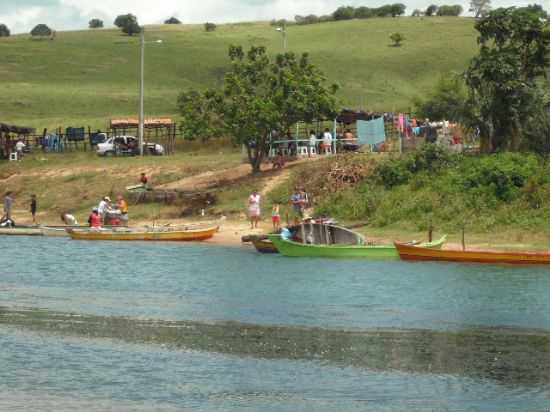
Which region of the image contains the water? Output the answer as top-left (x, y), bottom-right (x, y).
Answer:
top-left (2, 236), bottom-right (550, 411)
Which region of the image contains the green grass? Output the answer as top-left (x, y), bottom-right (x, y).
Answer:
top-left (0, 18), bottom-right (478, 129)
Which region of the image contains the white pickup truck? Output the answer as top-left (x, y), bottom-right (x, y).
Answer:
top-left (96, 136), bottom-right (164, 156)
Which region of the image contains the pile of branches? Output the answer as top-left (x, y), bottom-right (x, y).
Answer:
top-left (293, 154), bottom-right (375, 196)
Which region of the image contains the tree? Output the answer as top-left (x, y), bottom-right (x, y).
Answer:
top-left (88, 19), bottom-right (104, 29)
top-left (333, 6), bottom-right (355, 20)
top-left (0, 24), bottom-right (10, 37)
top-left (390, 3), bottom-right (407, 17)
top-left (178, 45), bottom-right (338, 173)
top-left (390, 32), bottom-right (405, 47)
top-left (164, 17), bottom-right (181, 24)
top-left (114, 14), bottom-right (140, 36)
top-left (425, 5), bottom-right (439, 16)
top-left (204, 22), bottom-right (217, 32)
top-left (437, 5), bottom-right (463, 16)
top-left (469, 0), bottom-right (491, 18)
top-left (411, 9), bottom-right (424, 17)
top-left (465, 6), bottom-right (550, 152)
top-left (30, 24), bottom-right (52, 37)
top-left (354, 6), bottom-right (373, 19)
top-left (413, 74), bottom-right (469, 121)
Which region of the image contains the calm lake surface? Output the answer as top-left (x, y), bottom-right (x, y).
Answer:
top-left (2, 236), bottom-right (550, 411)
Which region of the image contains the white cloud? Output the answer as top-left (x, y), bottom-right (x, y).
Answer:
top-left (2, 0), bottom-right (549, 33)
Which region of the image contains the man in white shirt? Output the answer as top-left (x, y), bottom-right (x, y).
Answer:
top-left (322, 128), bottom-right (333, 154)
top-left (15, 140), bottom-right (26, 156)
top-left (97, 196), bottom-right (111, 221)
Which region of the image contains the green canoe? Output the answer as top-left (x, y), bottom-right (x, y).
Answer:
top-left (267, 234), bottom-right (447, 258)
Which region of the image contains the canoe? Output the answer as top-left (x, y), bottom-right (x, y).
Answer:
top-left (0, 227), bottom-right (43, 236)
top-left (394, 241), bottom-right (550, 265)
top-left (41, 225), bottom-right (87, 237)
top-left (67, 225), bottom-right (218, 241)
top-left (268, 234), bottom-right (447, 258)
top-left (246, 223), bottom-right (366, 254)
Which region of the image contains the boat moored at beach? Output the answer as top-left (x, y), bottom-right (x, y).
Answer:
top-left (67, 224), bottom-right (219, 241)
top-left (394, 241), bottom-right (550, 265)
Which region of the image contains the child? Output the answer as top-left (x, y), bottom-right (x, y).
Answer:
top-left (271, 202), bottom-right (281, 230)
top-left (30, 194), bottom-right (37, 224)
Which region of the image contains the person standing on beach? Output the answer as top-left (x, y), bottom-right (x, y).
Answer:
top-left (248, 190), bottom-right (261, 229)
top-left (271, 202), bottom-right (281, 231)
top-left (2, 191), bottom-right (13, 221)
top-left (30, 194), bottom-right (37, 224)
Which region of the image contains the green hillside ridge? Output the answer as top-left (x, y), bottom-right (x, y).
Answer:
top-left (0, 18), bottom-right (478, 130)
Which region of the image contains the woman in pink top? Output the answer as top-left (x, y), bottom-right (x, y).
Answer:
top-left (248, 190), bottom-right (261, 229)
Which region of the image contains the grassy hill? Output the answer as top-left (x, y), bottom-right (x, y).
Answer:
top-left (0, 18), bottom-right (478, 130)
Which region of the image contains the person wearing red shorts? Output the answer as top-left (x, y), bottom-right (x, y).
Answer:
top-left (271, 203), bottom-right (281, 230)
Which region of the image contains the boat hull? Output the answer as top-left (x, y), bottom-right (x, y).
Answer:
top-left (250, 237), bottom-right (279, 254)
top-left (68, 226), bottom-right (218, 241)
top-left (0, 227), bottom-right (43, 236)
top-left (395, 242), bottom-right (550, 265)
top-left (268, 234), bottom-right (398, 258)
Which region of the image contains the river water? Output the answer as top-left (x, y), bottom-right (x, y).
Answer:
top-left (2, 236), bottom-right (550, 411)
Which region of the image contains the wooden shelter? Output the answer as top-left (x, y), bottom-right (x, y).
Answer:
top-left (109, 117), bottom-right (177, 154)
top-left (0, 123), bottom-right (36, 159)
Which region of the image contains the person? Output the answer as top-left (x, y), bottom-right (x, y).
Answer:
top-left (280, 226), bottom-right (292, 240)
top-left (116, 195), bottom-right (129, 226)
top-left (322, 128), bottom-right (333, 154)
top-left (342, 128), bottom-right (359, 151)
top-left (97, 196), bottom-right (111, 223)
top-left (271, 202), bottom-right (281, 230)
top-left (272, 151), bottom-right (285, 169)
top-left (308, 130), bottom-right (317, 157)
top-left (140, 173), bottom-right (149, 188)
top-left (60, 212), bottom-right (78, 225)
top-left (290, 187), bottom-right (304, 223)
top-left (248, 190), bottom-right (261, 229)
top-left (2, 191), bottom-right (13, 221)
top-left (15, 140), bottom-right (26, 157)
top-left (88, 208), bottom-right (102, 229)
top-left (30, 194), bottom-right (37, 224)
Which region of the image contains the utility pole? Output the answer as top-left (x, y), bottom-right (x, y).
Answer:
top-left (138, 27), bottom-right (145, 156)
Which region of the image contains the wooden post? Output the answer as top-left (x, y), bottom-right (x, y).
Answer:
top-left (461, 224), bottom-right (466, 251)
top-left (428, 222), bottom-right (433, 243)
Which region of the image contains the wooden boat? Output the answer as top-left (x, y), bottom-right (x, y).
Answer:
top-left (41, 225), bottom-right (86, 237)
top-left (67, 224), bottom-right (218, 241)
top-left (395, 241), bottom-right (550, 265)
top-left (268, 232), bottom-right (447, 258)
top-left (245, 223), bottom-right (366, 254)
top-left (0, 227), bottom-right (43, 236)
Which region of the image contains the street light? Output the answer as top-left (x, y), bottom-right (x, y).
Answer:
top-left (275, 23), bottom-right (287, 51)
top-left (138, 28), bottom-right (163, 156)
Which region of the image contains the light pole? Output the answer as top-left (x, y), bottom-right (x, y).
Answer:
top-left (138, 27), bottom-right (163, 156)
top-left (275, 22), bottom-right (287, 51)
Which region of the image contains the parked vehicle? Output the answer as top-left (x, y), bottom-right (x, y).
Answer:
top-left (96, 136), bottom-right (164, 156)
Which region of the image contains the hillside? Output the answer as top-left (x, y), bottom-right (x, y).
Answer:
top-left (0, 18), bottom-right (478, 130)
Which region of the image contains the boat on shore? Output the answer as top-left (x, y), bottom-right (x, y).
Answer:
top-left (0, 225), bottom-right (43, 236)
top-left (41, 225), bottom-right (87, 237)
top-left (268, 229), bottom-right (446, 258)
top-left (67, 224), bottom-right (218, 241)
top-left (394, 241), bottom-right (550, 265)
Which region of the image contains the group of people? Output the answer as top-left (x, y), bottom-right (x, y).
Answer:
top-left (272, 128), bottom-right (335, 165)
top-left (1, 192), bottom-right (37, 226)
top-left (247, 186), bottom-right (310, 230)
top-left (88, 195), bottom-right (129, 229)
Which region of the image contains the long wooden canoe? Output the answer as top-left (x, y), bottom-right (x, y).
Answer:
top-left (68, 225), bottom-right (218, 241)
top-left (0, 227), bottom-right (43, 236)
top-left (394, 241), bottom-right (550, 265)
top-left (268, 235), bottom-right (446, 258)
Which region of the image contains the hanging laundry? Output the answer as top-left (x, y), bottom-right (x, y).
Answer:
top-left (357, 117), bottom-right (386, 146)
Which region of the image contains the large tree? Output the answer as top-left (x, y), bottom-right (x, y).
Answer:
top-left (114, 13), bottom-right (141, 36)
top-left (30, 24), bottom-right (52, 37)
top-left (0, 24), bottom-right (10, 37)
top-left (88, 18), bottom-right (104, 29)
top-left (465, 6), bottom-right (550, 152)
top-left (178, 45), bottom-right (338, 173)
top-left (469, 0), bottom-right (491, 18)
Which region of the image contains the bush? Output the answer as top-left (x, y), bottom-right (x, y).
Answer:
top-left (413, 74), bottom-right (468, 122)
top-left (30, 24), bottom-right (52, 37)
top-left (389, 32), bottom-right (405, 46)
top-left (204, 22), bottom-right (217, 32)
top-left (0, 23), bottom-right (10, 37)
top-left (296, 14), bottom-right (320, 25)
top-left (88, 19), bottom-right (103, 29)
top-left (437, 5), bottom-right (463, 16)
top-left (333, 6), bottom-right (355, 20)
top-left (164, 17), bottom-right (181, 24)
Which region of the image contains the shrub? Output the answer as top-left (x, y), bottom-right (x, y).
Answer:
top-left (437, 5), bottom-right (463, 16)
top-left (0, 23), bottom-right (10, 37)
top-left (204, 22), bottom-right (217, 32)
top-left (164, 17), bottom-right (181, 24)
top-left (88, 19), bottom-right (103, 29)
top-left (30, 24), bottom-right (52, 37)
top-left (389, 32), bottom-right (405, 47)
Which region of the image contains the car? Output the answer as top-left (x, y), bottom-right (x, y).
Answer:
top-left (96, 136), bottom-right (164, 156)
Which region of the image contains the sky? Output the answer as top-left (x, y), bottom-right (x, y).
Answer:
top-left (1, 0), bottom-right (548, 33)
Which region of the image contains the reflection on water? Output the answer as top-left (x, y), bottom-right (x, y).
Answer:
top-left (3, 307), bottom-right (550, 386)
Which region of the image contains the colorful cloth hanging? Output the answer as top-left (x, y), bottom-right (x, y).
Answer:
top-left (357, 118), bottom-right (386, 146)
